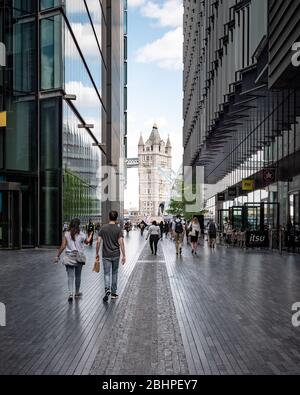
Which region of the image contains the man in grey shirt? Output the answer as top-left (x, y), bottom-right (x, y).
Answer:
top-left (95, 211), bottom-right (126, 302)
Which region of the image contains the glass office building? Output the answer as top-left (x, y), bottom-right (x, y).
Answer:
top-left (0, 0), bottom-right (126, 248)
top-left (183, 0), bottom-right (300, 230)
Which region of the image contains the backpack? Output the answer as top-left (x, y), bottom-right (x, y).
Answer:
top-left (175, 221), bottom-right (183, 234)
top-left (88, 223), bottom-right (94, 232)
top-left (208, 222), bottom-right (216, 233)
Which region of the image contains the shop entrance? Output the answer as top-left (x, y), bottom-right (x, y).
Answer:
top-left (0, 183), bottom-right (22, 249)
top-left (218, 209), bottom-right (229, 232)
top-left (229, 206), bottom-right (245, 230)
top-left (244, 202), bottom-right (280, 231)
top-left (289, 192), bottom-right (300, 227)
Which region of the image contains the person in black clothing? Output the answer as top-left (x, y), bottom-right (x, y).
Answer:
top-left (146, 221), bottom-right (161, 255)
top-left (86, 219), bottom-right (95, 246)
top-left (159, 221), bottom-right (164, 240)
top-left (164, 221), bottom-right (169, 238)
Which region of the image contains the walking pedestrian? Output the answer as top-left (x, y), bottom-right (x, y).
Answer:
top-left (189, 217), bottom-right (201, 255)
top-left (224, 219), bottom-right (233, 245)
top-left (95, 211), bottom-right (126, 303)
top-left (172, 215), bottom-right (185, 255)
top-left (139, 220), bottom-right (147, 236)
top-left (55, 218), bottom-right (93, 302)
top-left (159, 221), bottom-right (164, 240)
top-left (208, 219), bottom-right (217, 249)
top-left (86, 219), bottom-right (95, 246)
top-left (146, 221), bottom-right (161, 255)
top-left (164, 221), bottom-right (169, 238)
top-left (185, 221), bottom-right (191, 244)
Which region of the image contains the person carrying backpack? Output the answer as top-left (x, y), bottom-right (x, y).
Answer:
top-left (172, 215), bottom-right (185, 256)
top-left (208, 220), bottom-right (217, 249)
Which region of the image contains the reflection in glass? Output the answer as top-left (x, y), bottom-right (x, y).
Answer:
top-left (63, 101), bottom-right (101, 222)
top-left (5, 101), bottom-right (36, 171)
top-left (40, 97), bottom-right (61, 246)
top-left (65, 0), bottom-right (103, 94)
top-left (40, 0), bottom-right (61, 10)
top-left (64, 21), bottom-right (102, 142)
top-left (13, 0), bottom-right (36, 17)
top-left (41, 15), bottom-right (62, 90)
top-left (41, 98), bottom-right (61, 170)
top-left (14, 21), bottom-right (36, 95)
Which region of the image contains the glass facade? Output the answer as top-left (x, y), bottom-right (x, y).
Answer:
top-left (183, 0), bottom-right (300, 230)
top-left (0, 0), bottom-right (125, 248)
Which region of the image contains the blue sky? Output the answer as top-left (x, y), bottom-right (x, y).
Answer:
top-left (125, 0), bottom-right (183, 210)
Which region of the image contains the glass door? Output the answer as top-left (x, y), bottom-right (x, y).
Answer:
top-left (245, 204), bottom-right (261, 231)
top-left (218, 209), bottom-right (229, 232)
top-left (0, 190), bottom-right (22, 249)
top-left (230, 207), bottom-right (244, 230)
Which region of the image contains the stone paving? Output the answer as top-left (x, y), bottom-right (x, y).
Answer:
top-left (90, 244), bottom-right (188, 375)
top-left (1, 231), bottom-right (300, 375)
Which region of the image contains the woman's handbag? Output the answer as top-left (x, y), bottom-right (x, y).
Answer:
top-left (63, 251), bottom-right (86, 266)
top-left (93, 258), bottom-right (100, 273)
top-left (75, 251), bottom-right (87, 265)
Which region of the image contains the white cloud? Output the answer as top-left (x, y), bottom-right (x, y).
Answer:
top-left (128, 0), bottom-right (146, 7)
top-left (65, 81), bottom-right (99, 108)
top-left (141, 0), bottom-right (183, 29)
top-left (69, 23), bottom-right (100, 58)
top-left (136, 26), bottom-right (183, 70)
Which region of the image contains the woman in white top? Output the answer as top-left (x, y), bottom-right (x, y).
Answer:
top-left (55, 218), bottom-right (93, 302)
top-left (189, 217), bottom-right (201, 255)
top-left (146, 221), bottom-right (161, 255)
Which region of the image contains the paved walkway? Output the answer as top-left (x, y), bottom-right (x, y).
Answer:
top-left (0, 231), bottom-right (300, 375)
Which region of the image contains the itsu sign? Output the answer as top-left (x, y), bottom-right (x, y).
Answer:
top-left (246, 231), bottom-right (269, 248)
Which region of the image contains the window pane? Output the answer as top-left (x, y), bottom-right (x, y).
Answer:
top-left (14, 21), bottom-right (36, 95)
top-left (5, 101), bottom-right (36, 171)
top-left (40, 170), bottom-right (60, 245)
top-left (13, 0), bottom-right (36, 17)
top-left (40, 0), bottom-right (61, 10)
top-left (40, 15), bottom-right (62, 90)
top-left (41, 98), bottom-right (61, 170)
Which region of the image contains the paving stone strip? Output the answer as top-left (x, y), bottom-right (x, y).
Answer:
top-left (90, 244), bottom-right (189, 375)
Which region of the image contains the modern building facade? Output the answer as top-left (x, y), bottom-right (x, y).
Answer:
top-left (0, 0), bottom-right (127, 248)
top-left (138, 124), bottom-right (172, 217)
top-left (183, 0), bottom-right (300, 231)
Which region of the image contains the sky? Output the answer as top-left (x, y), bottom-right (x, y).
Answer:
top-left (124, 0), bottom-right (184, 210)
